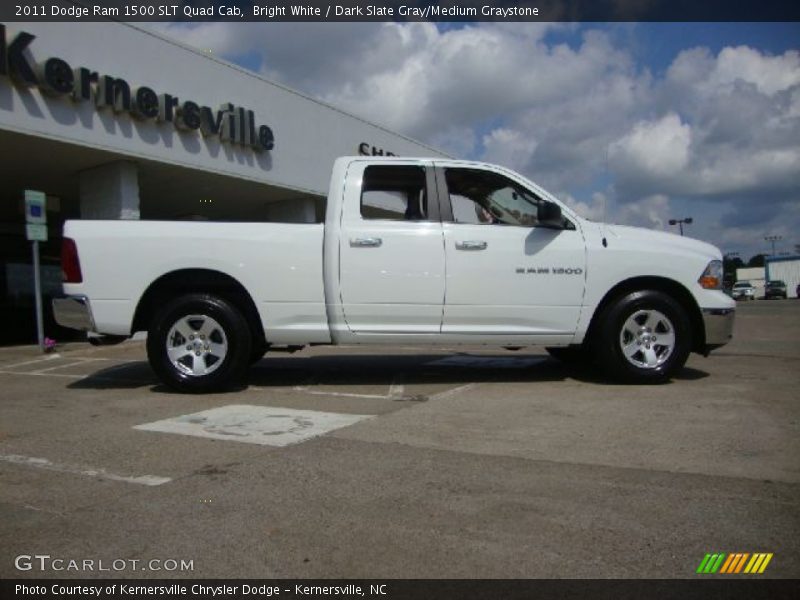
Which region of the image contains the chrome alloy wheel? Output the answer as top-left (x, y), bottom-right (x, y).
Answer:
top-left (165, 314), bottom-right (228, 377)
top-left (618, 309), bottom-right (676, 369)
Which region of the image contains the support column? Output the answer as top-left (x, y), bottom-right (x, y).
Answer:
top-left (79, 161), bottom-right (140, 219)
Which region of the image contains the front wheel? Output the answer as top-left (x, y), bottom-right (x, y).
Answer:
top-left (593, 290), bottom-right (692, 383)
top-left (146, 294), bottom-right (252, 393)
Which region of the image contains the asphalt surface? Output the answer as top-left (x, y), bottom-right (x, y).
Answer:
top-left (0, 300), bottom-right (798, 578)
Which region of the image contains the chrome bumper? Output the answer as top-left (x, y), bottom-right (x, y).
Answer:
top-left (52, 295), bottom-right (96, 332)
top-left (702, 307), bottom-right (735, 347)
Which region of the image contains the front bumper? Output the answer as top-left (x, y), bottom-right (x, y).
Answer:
top-left (701, 307), bottom-right (735, 349)
top-left (52, 295), bottom-right (96, 332)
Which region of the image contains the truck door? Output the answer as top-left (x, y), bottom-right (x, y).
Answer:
top-left (437, 165), bottom-right (586, 336)
top-left (338, 161), bottom-right (445, 334)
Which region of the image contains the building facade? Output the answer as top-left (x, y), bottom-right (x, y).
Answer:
top-left (765, 256), bottom-right (800, 298)
top-left (0, 21), bottom-right (446, 343)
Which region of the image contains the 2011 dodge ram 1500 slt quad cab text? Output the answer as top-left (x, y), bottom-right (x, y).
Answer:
top-left (53, 157), bottom-right (735, 393)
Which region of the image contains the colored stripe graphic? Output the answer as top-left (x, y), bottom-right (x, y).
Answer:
top-left (719, 554), bottom-right (735, 573)
top-left (696, 554), bottom-right (713, 573)
top-left (744, 554), bottom-right (761, 573)
top-left (734, 553), bottom-right (750, 573)
top-left (697, 553), bottom-right (727, 574)
top-left (698, 552), bottom-right (773, 574)
top-left (759, 554), bottom-right (773, 573)
top-left (711, 553), bottom-right (726, 573)
top-left (721, 553), bottom-right (749, 573)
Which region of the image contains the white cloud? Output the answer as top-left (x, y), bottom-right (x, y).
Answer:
top-left (616, 194), bottom-right (671, 230)
top-left (609, 113), bottom-right (691, 181)
top-left (665, 45), bottom-right (800, 99)
top-left (482, 128), bottom-right (538, 173)
top-left (605, 44), bottom-right (800, 230)
top-left (562, 192), bottom-right (608, 222)
top-left (709, 46), bottom-right (800, 96)
top-left (315, 23), bottom-right (578, 136)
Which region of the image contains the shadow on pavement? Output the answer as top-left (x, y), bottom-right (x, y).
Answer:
top-left (64, 352), bottom-right (709, 392)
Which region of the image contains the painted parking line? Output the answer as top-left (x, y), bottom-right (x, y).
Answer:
top-left (0, 369), bottom-right (91, 379)
top-left (0, 454), bottom-right (171, 486)
top-left (428, 383), bottom-right (477, 399)
top-left (287, 386), bottom-right (389, 400)
top-left (134, 404), bottom-right (372, 447)
top-left (0, 354), bottom-right (63, 369)
top-left (258, 376), bottom-right (475, 402)
top-left (1, 355), bottom-right (113, 373)
top-left (0, 357), bottom-right (150, 384)
top-left (28, 358), bottom-right (109, 374)
top-left (0, 367), bottom-right (149, 383)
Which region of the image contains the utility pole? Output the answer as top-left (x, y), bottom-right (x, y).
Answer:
top-left (764, 235), bottom-right (782, 256)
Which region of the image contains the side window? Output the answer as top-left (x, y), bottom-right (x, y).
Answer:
top-left (361, 165), bottom-right (428, 221)
top-left (445, 168), bottom-right (544, 227)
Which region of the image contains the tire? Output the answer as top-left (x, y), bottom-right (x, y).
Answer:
top-left (546, 345), bottom-right (589, 363)
top-left (146, 294), bottom-right (252, 393)
top-left (592, 290), bottom-right (691, 384)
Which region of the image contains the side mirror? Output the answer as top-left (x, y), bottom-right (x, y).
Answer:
top-left (538, 201), bottom-right (563, 228)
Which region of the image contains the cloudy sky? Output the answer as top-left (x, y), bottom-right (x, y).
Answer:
top-left (154, 21), bottom-right (799, 260)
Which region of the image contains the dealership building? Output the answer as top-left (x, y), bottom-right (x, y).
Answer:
top-left (0, 20), bottom-right (446, 343)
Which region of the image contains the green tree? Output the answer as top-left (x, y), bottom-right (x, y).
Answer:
top-left (723, 255), bottom-right (744, 284)
top-left (747, 254), bottom-right (765, 268)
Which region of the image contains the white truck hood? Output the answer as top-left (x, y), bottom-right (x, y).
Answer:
top-left (601, 223), bottom-right (722, 261)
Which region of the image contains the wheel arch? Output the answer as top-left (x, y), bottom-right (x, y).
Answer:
top-left (585, 276), bottom-right (705, 353)
top-left (131, 269), bottom-right (265, 347)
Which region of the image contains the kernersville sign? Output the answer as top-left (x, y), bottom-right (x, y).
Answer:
top-left (0, 24), bottom-right (275, 153)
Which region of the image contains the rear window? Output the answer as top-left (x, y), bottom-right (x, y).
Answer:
top-left (360, 165), bottom-right (428, 221)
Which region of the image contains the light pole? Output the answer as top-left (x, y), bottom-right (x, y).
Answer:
top-left (764, 235), bottom-right (782, 256)
top-left (669, 217), bottom-right (693, 236)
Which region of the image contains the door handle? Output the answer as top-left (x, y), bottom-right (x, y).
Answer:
top-left (350, 237), bottom-right (383, 248)
top-left (455, 240), bottom-right (488, 251)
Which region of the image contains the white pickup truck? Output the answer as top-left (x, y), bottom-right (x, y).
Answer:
top-left (54, 156), bottom-right (734, 392)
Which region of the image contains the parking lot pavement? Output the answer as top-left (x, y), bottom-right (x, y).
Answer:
top-left (0, 300), bottom-right (798, 578)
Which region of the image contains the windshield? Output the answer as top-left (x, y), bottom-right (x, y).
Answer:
top-left (734, 282), bottom-right (751, 288)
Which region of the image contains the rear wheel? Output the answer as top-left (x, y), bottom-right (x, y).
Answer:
top-left (146, 294), bottom-right (252, 393)
top-left (592, 290), bottom-right (691, 383)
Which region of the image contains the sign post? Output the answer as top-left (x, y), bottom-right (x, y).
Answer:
top-left (25, 190), bottom-right (47, 352)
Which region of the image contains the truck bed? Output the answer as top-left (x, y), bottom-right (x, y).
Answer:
top-left (63, 220), bottom-right (329, 343)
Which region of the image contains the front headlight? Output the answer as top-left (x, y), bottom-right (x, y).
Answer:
top-left (698, 260), bottom-right (723, 290)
